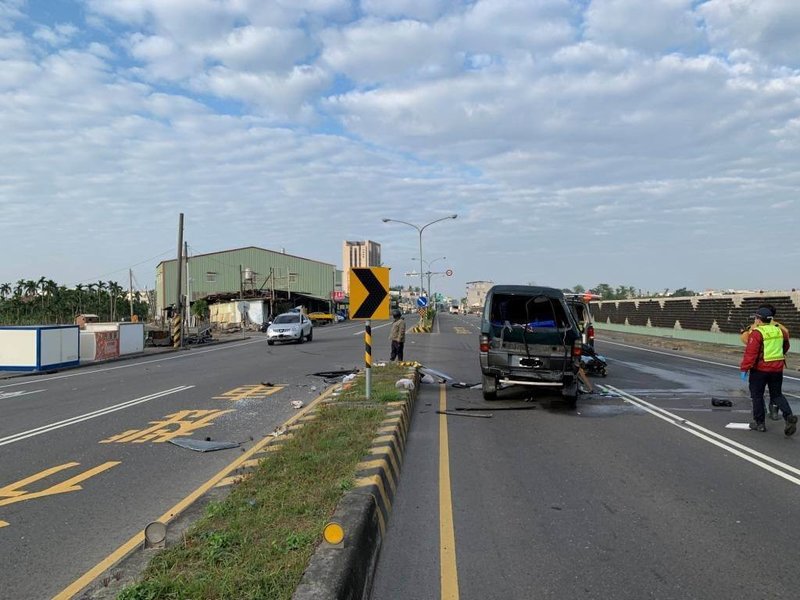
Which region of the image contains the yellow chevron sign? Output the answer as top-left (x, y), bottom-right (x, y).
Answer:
top-left (349, 267), bottom-right (390, 320)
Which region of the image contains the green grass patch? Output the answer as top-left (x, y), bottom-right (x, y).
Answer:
top-left (117, 400), bottom-right (387, 600)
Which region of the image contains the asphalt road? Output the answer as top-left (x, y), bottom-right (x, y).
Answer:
top-left (0, 320), bottom-right (392, 600)
top-left (371, 312), bottom-right (800, 600)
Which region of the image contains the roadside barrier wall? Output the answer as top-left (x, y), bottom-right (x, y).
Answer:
top-left (80, 322), bottom-right (144, 361)
top-left (0, 325), bottom-right (80, 371)
top-left (594, 292), bottom-right (800, 347)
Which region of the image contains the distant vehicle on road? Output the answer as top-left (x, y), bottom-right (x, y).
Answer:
top-left (479, 285), bottom-right (582, 405)
top-left (449, 305), bottom-right (459, 314)
top-left (308, 311), bottom-right (336, 325)
top-left (266, 312), bottom-right (313, 345)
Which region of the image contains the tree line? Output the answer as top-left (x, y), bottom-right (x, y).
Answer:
top-left (569, 284), bottom-right (696, 300)
top-left (0, 278), bottom-right (151, 326)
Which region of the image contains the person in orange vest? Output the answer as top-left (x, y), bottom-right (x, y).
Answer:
top-left (739, 303), bottom-right (790, 420)
top-left (740, 307), bottom-right (796, 435)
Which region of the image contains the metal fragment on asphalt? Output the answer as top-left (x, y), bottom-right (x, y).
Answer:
top-left (169, 438), bottom-right (240, 452)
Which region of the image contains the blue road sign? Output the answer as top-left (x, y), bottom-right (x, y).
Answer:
top-left (417, 296), bottom-right (428, 308)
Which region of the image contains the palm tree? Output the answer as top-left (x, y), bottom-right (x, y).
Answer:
top-left (108, 281), bottom-right (124, 321)
top-left (0, 282), bottom-right (10, 300)
top-left (75, 283), bottom-right (85, 314)
top-left (95, 281), bottom-right (106, 319)
top-left (36, 277), bottom-right (48, 313)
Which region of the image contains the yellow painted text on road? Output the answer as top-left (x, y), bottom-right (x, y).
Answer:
top-left (0, 461), bottom-right (120, 526)
top-left (213, 384), bottom-right (284, 402)
top-left (100, 409), bottom-right (232, 443)
top-left (454, 327), bottom-right (470, 335)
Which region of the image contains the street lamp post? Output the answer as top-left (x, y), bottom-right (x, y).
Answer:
top-left (382, 215), bottom-right (457, 309)
top-left (412, 256), bottom-right (446, 307)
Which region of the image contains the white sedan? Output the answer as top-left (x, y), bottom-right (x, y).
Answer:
top-left (266, 312), bottom-right (313, 345)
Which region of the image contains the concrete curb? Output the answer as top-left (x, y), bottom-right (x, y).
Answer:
top-left (293, 366), bottom-right (419, 600)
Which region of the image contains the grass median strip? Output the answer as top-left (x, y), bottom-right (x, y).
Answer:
top-left (117, 363), bottom-right (410, 600)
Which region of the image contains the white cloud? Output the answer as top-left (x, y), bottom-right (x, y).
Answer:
top-left (360, 0), bottom-right (455, 22)
top-left (33, 23), bottom-right (79, 47)
top-left (699, 0), bottom-right (800, 67)
top-left (0, 0), bottom-right (799, 294)
top-left (584, 0), bottom-right (703, 54)
top-left (207, 25), bottom-right (315, 72)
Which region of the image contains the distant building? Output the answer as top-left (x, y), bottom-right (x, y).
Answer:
top-left (342, 240), bottom-right (381, 294)
top-left (156, 246), bottom-right (336, 318)
top-left (466, 280), bottom-right (493, 312)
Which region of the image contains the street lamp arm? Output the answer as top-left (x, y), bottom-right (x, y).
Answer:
top-left (419, 214), bottom-right (457, 234)
top-left (381, 218), bottom-right (421, 233)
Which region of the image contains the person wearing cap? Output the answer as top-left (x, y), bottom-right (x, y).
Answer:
top-left (740, 307), bottom-right (796, 435)
top-left (389, 309), bottom-right (406, 361)
top-left (739, 303), bottom-right (790, 420)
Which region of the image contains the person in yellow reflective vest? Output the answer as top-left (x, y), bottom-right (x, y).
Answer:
top-left (740, 307), bottom-right (796, 435)
top-left (739, 303), bottom-right (790, 420)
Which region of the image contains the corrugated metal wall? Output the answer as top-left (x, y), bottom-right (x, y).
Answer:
top-left (156, 246), bottom-right (336, 313)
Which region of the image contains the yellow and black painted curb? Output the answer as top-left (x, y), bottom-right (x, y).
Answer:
top-left (293, 365), bottom-right (420, 600)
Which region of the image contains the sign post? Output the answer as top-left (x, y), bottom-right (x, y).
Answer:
top-left (349, 267), bottom-right (390, 399)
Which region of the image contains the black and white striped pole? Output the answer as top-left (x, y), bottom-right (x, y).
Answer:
top-left (365, 319), bottom-right (372, 399)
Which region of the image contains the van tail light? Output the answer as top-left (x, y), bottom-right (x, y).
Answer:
top-left (587, 324), bottom-right (595, 343)
top-left (480, 335), bottom-right (490, 353)
top-left (572, 341), bottom-right (582, 357)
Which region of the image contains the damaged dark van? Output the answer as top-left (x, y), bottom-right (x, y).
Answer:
top-left (479, 285), bottom-right (583, 405)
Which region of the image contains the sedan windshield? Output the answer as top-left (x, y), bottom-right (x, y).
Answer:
top-left (273, 314), bottom-right (300, 324)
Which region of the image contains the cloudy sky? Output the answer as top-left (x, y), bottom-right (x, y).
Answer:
top-left (1, 0), bottom-right (799, 298)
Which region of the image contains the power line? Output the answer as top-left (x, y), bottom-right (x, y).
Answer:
top-left (76, 248), bottom-right (174, 285)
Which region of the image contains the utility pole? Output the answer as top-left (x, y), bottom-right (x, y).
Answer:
top-left (239, 264), bottom-right (245, 337)
top-left (128, 269), bottom-right (134, 320)
top-left (270, 267), bottom-right (275, 319)
top-left (185, 241), bottom-right (191, 328)
top-left (174, 213), bottom-right (184, 348)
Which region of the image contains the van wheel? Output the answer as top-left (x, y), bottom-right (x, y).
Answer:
top-left (267, 340), bottom-right (274, 346)
top-left (297, 332), bottom-right (305, 344)
top-left (482, 374), bottom-right (498, 401)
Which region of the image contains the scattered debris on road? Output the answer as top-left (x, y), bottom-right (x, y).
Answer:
top-left (455, 406), bottom-right (536, 412)
top-left (169, 438), bottom-right (240, 452)
top-left (436, 410), bottom-right (492, 418)
top-left (711, 397), bottom-right (734, 407)
top-left (291, 400), bottom-right (304, 409)
top-left (395, 378), bottom-right (415, 390)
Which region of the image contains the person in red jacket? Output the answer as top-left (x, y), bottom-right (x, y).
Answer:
top-left (740, 307), bottom-right (796, 435)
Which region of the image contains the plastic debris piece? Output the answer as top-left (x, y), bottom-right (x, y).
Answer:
top-left (169, 438), bottom-right (240, 452)
top-left (420, 373), bottom-right (437, 384)
top-left (395, 378), bottom-right (415, 390)
top-left (342, 373), bottom-right (357, 383)
top-left (436, 410), bottom-right (492, 418)
top-left (711, 398), bottom-right (734, 407)
top-left (260, 382), bottom-right (274, 387)
top-left (419, 367), bottom-right (454, 382)
top-left (451, 382), bottom-right (480, 389)
top-left (272, 426), bottom-right (287, 437)
top-left (291, 400), bottom-right (304, 409)
top-left (310, 370), bottom-right (358, 378)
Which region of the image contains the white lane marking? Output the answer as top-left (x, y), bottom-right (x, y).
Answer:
top-left (0, 386), bottom-right (194, 447)
top-left (0, 389), bottom-right (45, 400)
top-left (0, 339), bottom-right (264, 390)
top-left (600, 339), bottom-right (800, 383)
top-left (601, 385), bottom-right (800, 486)
top-left (726, 423), bottom-right (752, 430)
